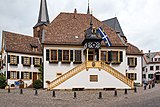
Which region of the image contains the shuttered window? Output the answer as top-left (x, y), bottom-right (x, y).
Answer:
top-left (128, 57), bottom-right (137, 67)
top-left (74, 50), bottom-right (82, 62)
top-left (7, 71), bottom-right (19, 79)
top-left (23, 72), bottom-right (30, 79)
top-left (8, 55), bottom-right (19, 65)
top-left (50, 50), bottom-right (58, 62)
top-left (22, 57), bottom-right (31, 66)
top-left (126, 73), bottom-right (137, 80)
top-left (33, 57), bottom-right (41, 66)
top-left (62, 50), bottom-right (70, 62)
top-left (101, 51), bottom-right (108, 63)
top-left (107, 51), bottom-right (123, 64)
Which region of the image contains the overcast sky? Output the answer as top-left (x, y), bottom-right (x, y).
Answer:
top-left (0, 0), bottom-right (160, 53)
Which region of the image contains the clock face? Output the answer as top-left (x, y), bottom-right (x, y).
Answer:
top-left (88, 42), bottom-right (101, 49)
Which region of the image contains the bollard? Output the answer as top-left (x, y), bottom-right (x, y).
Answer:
top-left (114, 89), bottom-right (117, 97)
top-left (134, 87), bottom-right (137, 93)
top-left (20, 89), bottom-right (23, 94)
top-left (148, 84), bottom-right (151, 89)
top-left (8, 86), bottom-right (10, 93)
top-left (73, 92), bottom-right (77, 99)
top-left (124, 89), bottom-right (127, 95)
top-left (52, 90), bottom-right (56, 97)
top-left (35, 89), bottom-right (38, 96)
top-left (98, 92), bottom-right (102, 99)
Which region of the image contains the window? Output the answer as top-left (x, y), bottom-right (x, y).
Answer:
top-left (110, 51), bottom-right (123, 64)
top-left (22, 72), bottom-right (30, 79)
top-left (88, 51), bottom-right (94, 61)
top-left (155, 58), bottom-right (158, 62)
top-left (62, 50), bottom-right (70, 62)
top-left (112, 51), bottom-right (118, 62)
top-left (150, 66), bottom-right (154, 70)
top-left (101, 51), bottom-right (108, 62)
top-left (50, 50), bottom-right (58, 62)
top-left (90, 75), bottom-right (98, 82)
top-left (10, 55), bottom-right (18, 65)
top-left (148, 74), bottom-right (153, 79)
top-left (156, 66), bottom-right (159, 70)
top-left (74, 50), bottom-right (82, 63)
top-left (33, 57), bottom-right (41, 66)
top-left (56, 73), bottom-right (62, 77)
top-left (32, 47), bottom-right (38, 52)
top-left (10, 71), bottom-right (17, 79)
top-left (126, 73), bottom-right (137, 80)
top-left (143, 74), bottom-right (146, 79)
top-left (128, 57), bottom-right (137, 67)
top-left (22, 57), bottom-right (30, 66)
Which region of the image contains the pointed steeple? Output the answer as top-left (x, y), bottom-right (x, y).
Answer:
top-left (34, 0), bottom-right (50, 28)
top-left (87, 0), bottom-right (90, 14)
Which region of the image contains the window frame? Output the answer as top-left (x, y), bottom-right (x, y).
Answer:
top-left (62, 50), bottom-right (70, 62)
top-left (50, 49), bottom-right (58, 62)
top-left (150, 66), bottom-right (154, 71)
top-left (74, 50), bottom-right (82, 63)
top-left (23, 72), bottom-right (30, 80)
top-left (23, 57), bottom-right (30, 66)
top-left (128, 57), bottom-right (137, 67)
top-left (10, 71), bottom-right (17, 79)
top-left (156, 66), bottom-right (159, 70)
top-left (34, 57), bottom-right (41, 66)
top-left (10, 55), bottom-right (18, 65)
top-left (126, 73), bottom-right (137, 80)
top-left (101, 50), bottom-right (108, 63)
top-left (90, 75), bottom-right (98, 82)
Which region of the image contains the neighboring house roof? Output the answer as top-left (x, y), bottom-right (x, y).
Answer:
top-left (102, 17), bottom-right (124, 36)
top-left (44, 12), bottom-right (125, 46)
top-left (3, 31), bottom-right (42, 55)
top-left (144, 52), bottom-right (160, 63)
top-left (126, 43), bottom-right (143, 55)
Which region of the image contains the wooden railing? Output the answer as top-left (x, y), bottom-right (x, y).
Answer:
top-left (101, 62), bottom-right (134, 88)
top-left (48, 63), bottom-right (86, 90)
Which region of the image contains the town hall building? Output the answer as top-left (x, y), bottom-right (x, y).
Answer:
top-left (1, 0), bottom-right (143, 90)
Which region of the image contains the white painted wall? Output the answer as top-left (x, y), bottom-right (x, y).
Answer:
top-left (44, 45), bottom-right (129, 89)
top-left (126, 55), bottom-right (142, 85)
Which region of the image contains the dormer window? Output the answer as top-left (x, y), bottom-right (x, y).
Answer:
top-left (30, 44), bottom-right (38, 52)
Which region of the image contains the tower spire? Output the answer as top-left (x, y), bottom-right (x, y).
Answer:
top-left (34, 0), bottom-right (50, 28)
top-left (87, 0), bottom-right (90, 14)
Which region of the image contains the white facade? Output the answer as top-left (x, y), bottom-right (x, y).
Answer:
top-left (1, 50), bottom-right (42, 88)
top-left (43, 45), bottom-right (136, 89)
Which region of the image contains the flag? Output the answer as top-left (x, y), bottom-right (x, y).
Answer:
top-left (97, 27), bottom-right (112, 47)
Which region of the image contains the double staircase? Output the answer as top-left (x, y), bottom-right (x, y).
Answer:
top-left (47, 61), bottom-right (134, 90)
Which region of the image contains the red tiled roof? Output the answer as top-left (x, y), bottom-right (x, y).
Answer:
top-left (3, 31), bottom-right (42, 55)
top-left (44, 12), bottom-right (124, 46)
top-left (126, 43), bottom-right (143, 55)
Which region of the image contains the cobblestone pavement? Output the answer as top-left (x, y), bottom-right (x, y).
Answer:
top-left (0, 84), bottom-right (160, 107)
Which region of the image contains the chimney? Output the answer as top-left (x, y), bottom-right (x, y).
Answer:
top-left (74, 8), bottom-right (77, 18)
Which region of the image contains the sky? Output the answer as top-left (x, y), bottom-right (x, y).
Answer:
top-left (0, 0), bottom-right (160, 53)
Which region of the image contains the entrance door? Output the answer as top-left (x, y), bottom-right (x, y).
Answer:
top-left (33, 72), bottom-right (38, 83)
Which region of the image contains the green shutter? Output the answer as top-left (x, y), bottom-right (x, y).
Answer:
top-left (128, 58), bottom-right (130, 65)
top-left (46, 49), bottom-right (49, 61)
top-left (108, 51), bottom-right (112, 62)
top-left (58, 50), bottom-right (62, 61)
top-left (30, 57), bottom-right (32, 65)
top-left (29, 72), bottom-right (32, 79)
top-left (17, 56), bottom-right (19, 64)
top-left (7, 71), bottom-right (10, 79)
top-left (8, 55), bottom-right (10, 63)
top-left (33, 57), bottom-right (35, 65)
top-left (17, 71), bottom-right (19, 79)
top-left (70, 50), bottom-right (73, 61)
top-left (21, 72), bottom-right (24, 79)
top-left (120, 51), bottom-right (123, 62)
top-left (21, 56), bottom-right (24, 64)
top-left (135, 58), bottom-right (137, 66)
top-left (40, 58), bottom-right (42, 65)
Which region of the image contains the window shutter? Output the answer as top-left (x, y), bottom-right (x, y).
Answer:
top-left (108, 51), bottom-right (112, 62)
top-left (58, 50), bottom-right (62, 61)
top-left (17, 56), bottom-right (19, 64)
top-left (7, 71), bottom-right (10, 79)
top-left (29, 72), bottom-right (32, 79)
top-left (120, 51), bottom-right (123, 62)
top-left (30, 57), bottom-right (32, 65)
top-left (33, 57), bottom-right (35, 65)
top-left (8, 55), bottom-right (10, 63)
top-left (21, 56), bottom-right (24, 64)
top-left (70, 50), bottom-right (73, 61)
top-left (46, 49), bottom-right (49, 61)
top-left (128, 58), bottom-right (130, 65)
top-left (17, 71), bottom-right (19, 79)
top-left (40, 58), bottom-right (42, 65)
top-left (21, 72), bottom-right (24, 79)
top-left (135, 58), bottom-right (137, 66)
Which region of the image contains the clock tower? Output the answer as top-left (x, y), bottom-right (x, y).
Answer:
top-left (82, 14), bottom-right (102, 61)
